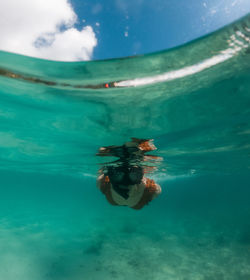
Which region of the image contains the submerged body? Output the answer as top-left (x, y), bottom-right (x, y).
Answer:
top-left (97, 174), bottom-right (161, 210)
top-left (97, 138), bottom-right (162, 210)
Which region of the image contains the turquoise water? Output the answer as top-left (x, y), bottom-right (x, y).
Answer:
top-left (0, 15), bottom-right (250, 279)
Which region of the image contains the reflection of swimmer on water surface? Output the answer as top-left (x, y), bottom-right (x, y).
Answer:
top-left (96, 137), bottom-right (158, 159)
top-left (96, 138), bottom-right (162, 210)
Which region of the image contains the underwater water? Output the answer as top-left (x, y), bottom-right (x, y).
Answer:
top-left (0, 14), bottom-right (250, 280)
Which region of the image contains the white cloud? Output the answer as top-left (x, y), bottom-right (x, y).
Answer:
top-left (0, 0), bottom-right (97, 61)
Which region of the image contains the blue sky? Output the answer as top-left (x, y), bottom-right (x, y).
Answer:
top-left (72, 0), bottom-right (250, 60)
top-left (0, 0), bottom-right (249, 61)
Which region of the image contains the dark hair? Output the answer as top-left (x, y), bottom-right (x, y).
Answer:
top-left (107, 165), bottom-right (143, 186)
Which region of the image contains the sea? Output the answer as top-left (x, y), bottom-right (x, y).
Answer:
top-left (0, 14), bottom-right (249, 280)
